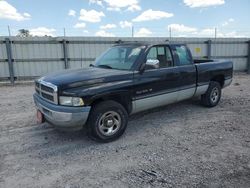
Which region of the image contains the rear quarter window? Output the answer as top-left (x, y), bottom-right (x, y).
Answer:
top-left (174, 45), bottom-right (192, 65)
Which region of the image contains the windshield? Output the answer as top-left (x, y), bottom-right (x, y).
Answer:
top-left (94, 46), bottom-right (142, 70)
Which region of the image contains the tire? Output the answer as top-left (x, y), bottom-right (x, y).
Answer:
top-left (87, 100), bottom-right (128, 142)
top-left (201, 81), bottom-right (221, 107)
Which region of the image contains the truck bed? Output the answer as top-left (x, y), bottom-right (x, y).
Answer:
top-left (194, 59), bottom-right (214, 64)
top-left (194, 59), bottom-right (233, 87)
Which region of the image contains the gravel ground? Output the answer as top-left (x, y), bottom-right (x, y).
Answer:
top-left (0, 73), bottom-right (250, 188)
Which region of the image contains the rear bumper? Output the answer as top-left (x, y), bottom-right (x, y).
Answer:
top-left (33, 93), bottom-right (91, 130)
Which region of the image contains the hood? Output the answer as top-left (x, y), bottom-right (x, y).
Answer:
top-left (41, 67), bottom-right (133, 90)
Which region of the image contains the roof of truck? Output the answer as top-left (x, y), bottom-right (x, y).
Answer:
top-left (113, 40), bottom-right (185, 47)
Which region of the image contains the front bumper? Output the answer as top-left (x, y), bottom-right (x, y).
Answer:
top-left (33, 93), bottom-right (91, 130)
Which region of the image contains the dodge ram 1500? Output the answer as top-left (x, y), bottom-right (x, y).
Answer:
top-left (34, 42), bottom-right (233, 142)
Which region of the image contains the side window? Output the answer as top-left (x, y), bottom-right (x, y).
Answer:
top-left (146, 46), bottom-right (173, 69)
top-left (147, 47), bottom-right (157, 60)
top-left (174, 45), bottom-right (192, 65)
top-left (146, 47), bottom-right (159, 69)
top-left (157, 47), bottom-right (165, 55)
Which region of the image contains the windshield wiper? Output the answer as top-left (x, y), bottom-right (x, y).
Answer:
top-left (97, 65), bottom-right (113, 69)
top-left (89, 63), bottom-right (95, 67)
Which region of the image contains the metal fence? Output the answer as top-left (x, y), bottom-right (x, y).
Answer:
top-left (0, 36), bottom-right (249, 84)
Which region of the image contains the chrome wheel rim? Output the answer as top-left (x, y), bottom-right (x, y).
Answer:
top-left (210, 87), bottom-right (219, 103)
top-left (98, 111), bottom-right (121, 136)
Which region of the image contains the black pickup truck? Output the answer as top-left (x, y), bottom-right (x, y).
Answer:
top-left (34, 42), bottom-right (233, 142)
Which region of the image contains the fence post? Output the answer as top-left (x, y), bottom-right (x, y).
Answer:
top-left (247, 40), bottom-right (250, 74)
top-left (206, 39), bottom-right (212, 59)
top-left (62, 39), bottom-right (69, 69)
top-left (5, 38), bottom-right (15, 85)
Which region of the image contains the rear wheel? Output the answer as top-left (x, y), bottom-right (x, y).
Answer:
top-left (201, 81), bottom-right (221, 107)
top-left (87, 100), bottom-right (128, 142)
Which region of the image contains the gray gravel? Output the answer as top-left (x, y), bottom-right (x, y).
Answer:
top-left (0, 73), bottom-right (250, 188)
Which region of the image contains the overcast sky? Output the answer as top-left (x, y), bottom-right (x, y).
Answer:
top-left (0, 0), bottom-right (249, 37)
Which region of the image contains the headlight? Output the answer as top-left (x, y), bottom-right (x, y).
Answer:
top-left (59, 96), bottom-right (84, 106)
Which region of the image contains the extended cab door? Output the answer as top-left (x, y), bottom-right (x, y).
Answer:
top-left (171, 45), bottom-right (196, 101)
top-left (132, 45), bottom-right (180, 113)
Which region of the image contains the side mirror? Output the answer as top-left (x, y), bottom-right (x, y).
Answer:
top-left (146, 59), bottom-right (159, 66)
top-left (139, 59), bottom-right (159, 74)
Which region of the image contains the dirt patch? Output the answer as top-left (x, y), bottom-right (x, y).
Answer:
top-left (0, 73), bottom-right (250, 187)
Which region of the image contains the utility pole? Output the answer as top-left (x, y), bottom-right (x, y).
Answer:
top-left (169, 27), bottom-right (172, 40)
top-left (214, 27), bottom-right (217, 59)
top-left (7, 25), bottom-right (11, 37)
top-left (131, 25), bottom-right (134, 37)
top-left (63, 28), bottom-right (66, 37)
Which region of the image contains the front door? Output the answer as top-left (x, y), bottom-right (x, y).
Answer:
top-left (132, 45), bottom-right (180, 113)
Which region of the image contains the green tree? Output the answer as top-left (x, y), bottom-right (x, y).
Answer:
top-left (17, 29), bottom-right (31, 37)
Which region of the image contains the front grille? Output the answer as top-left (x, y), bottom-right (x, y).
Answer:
top-left (41, 92), bottom-right (54, 101)
top-left (35, 82), bottom-right (40, 88)
top-left (41, 84), bottom-right (54, 93)
top-left (35, 80), bottom-right (58, 104)
top-left (35, 87), bottom-right (40, 93)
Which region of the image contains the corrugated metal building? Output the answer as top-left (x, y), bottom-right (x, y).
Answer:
top-left (0, 37), bottom-right (249, 83)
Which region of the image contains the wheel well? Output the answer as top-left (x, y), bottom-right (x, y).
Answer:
top-left (211, 75), bottom-right (224, 87)
top-left (91, 94), bottom-right (132, 114)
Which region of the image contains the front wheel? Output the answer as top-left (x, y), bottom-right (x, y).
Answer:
top-left (201, 81), bottom-right (221, 107)
top-left (87, 100), bottom-right (128, 142)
